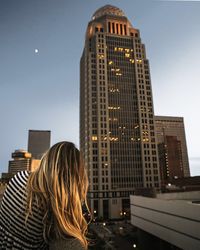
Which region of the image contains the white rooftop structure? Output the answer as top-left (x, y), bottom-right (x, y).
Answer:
top-left (131, 192), bottom-right (200, 250)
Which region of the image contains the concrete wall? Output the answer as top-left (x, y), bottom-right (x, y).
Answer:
top-left (157, 190), bottom-right (200, 200)
top-left (130, 193), bottom-right (200, 250)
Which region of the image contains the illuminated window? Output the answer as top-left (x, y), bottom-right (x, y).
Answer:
top-left (109, 137), bottom-right (119, 141)
top-left (98, 54), bottom-right (104, 59)
top-left (108, 106), bottom-right (120, 110)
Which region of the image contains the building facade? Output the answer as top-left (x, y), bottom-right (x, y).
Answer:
top-left (130, 193), bottom-right (200, 250)
top-left (158, 135), bottom-right (184, 186)
top-left (28, 130), bottom-right (51, 159)
top-left (80, 5), bottom-right (160, 219)
top-left (155, 116), bottom-right (190, 186)
top-left (8, 149), bottom-right (32, 175)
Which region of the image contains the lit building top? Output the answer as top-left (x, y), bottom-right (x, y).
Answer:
top-left (92, 5), bottom-right (125, 20)
top-left (12, 149), bottom-right (32, 159)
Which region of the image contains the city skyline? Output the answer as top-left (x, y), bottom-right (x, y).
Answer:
top-left (0, 0), bottom-right (200, 175)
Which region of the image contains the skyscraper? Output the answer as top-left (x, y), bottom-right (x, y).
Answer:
top-left (80, 5), bottom-right (160, 219)
top-left (155, 116), bottom-right (190, 185)
top-left (158, 136), bottom-right (184, 186)
top-left (28, 130), bottom-right (51, 160)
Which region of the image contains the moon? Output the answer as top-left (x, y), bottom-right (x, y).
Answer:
top-left (34, 49), bottom-right (39, 54)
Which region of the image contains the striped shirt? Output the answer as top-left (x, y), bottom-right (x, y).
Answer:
top-left (0, 170), bottom-right (48, 249)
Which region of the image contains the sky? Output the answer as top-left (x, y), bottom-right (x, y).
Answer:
top-left (0, 0), bottom-right (200, 176)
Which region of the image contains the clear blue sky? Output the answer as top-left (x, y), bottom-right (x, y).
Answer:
top-left (0, 0), bottom-right (200, 176)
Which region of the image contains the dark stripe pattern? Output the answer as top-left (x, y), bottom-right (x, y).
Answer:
top-left (0, 171), bottom-right (48, 249)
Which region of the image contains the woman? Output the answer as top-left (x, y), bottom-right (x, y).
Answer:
top-left (0, 141), bottom-right (89, 249)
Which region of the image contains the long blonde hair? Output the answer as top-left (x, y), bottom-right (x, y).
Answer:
top-left (26, 141), bottom-right (89, 249)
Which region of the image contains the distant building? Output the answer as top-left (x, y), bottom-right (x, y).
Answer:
top-left (158, 135), bottom-right (184, 186)
top-left (1, 173), bottom-right (14, 183)
top-left (8, 149), bottom-right (32, 175)
top-left (31, 159), bottom-right (41, 172)
top-left (80, 5), bottom-right (160, 219)
top-left (0, 151), bottom-right (41, 202)
top-left (164, 175), bottom-right (200, 192)
top-left (155, 116), bottom-right (190, 186)
top-left (28, 130), bottom-right (51, 159)
top-left (0, 183), bottom-right (6, 204)
top-left (130, 192), bottom-right (200, 250)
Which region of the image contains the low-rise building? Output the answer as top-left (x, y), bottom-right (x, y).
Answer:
top-left (130, 192), bottom-right (200, 250)
top-left (8, 149), bottom-right (32, 175)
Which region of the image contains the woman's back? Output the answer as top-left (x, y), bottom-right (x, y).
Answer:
top-left (0, 141), bottom-right (89, 249)
top-left (0, 170), bottom-right (48, 249)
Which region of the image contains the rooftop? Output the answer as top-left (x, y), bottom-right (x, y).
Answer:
top-left (92, 5), bottom-right (125, 20)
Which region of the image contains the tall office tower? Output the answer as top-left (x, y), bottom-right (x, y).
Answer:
top-left (155, 116), bottom-right (190, 184)
top-left (158, 136), bottom-right (184, 186)
top-left (28, 130), bottom-right (51, 159)
top-left (8, 149), bottom-right (32, 175)
top-left (80, 5), bottom-right (160, 219)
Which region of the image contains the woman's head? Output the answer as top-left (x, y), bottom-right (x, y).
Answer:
top-left (27, 141), bottom-right (89, 248)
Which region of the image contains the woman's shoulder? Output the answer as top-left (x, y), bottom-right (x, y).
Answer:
top-left (49, 237), bottom-right (85, 250)
top-left (16, 170), bottom-right (30, 179)
top-left (9, 170), bottom-right (30, 186)
top-left (3, 170), bottom-right (30, 196)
